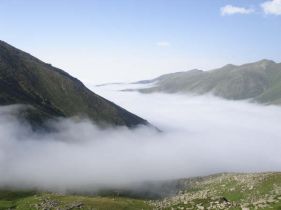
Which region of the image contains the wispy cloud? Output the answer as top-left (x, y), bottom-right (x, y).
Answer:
top-left (220, 5), bottom-right (254, 16)
top-left (156, 41), bottom-right (171, 47)
top-left (261, 0), bottom-right (281, 15)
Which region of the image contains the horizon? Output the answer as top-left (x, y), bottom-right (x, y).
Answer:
top-left (1, 0), bottom-right (281, 83)
top-left (2, 39), bottom-right (280, 86)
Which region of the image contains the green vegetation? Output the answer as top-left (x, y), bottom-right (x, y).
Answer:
top-left (1, 173), bottom-right (281, 209)
top-left (0, 40), bottom-right (147, 128)
top-left (150, 172), bottom-right (281, 209)
top-left (0, 191), bottom-right (151, 210)
top-left (134, 59), bottom-right (281, 105)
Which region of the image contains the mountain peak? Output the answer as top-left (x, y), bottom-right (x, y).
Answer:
top-left (222, 64), bottom-right (237, 69)
top-left (187, 69), bottom-right (203, 72)
top-left (0, 40), bottom-right (7, 46)
top-left (256, 59), bottom-right (275, 65)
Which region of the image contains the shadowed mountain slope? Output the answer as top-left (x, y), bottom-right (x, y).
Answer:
top-left (0, 41), bottom-right (148, 128)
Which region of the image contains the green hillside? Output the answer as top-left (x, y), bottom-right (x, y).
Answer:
top-left (150, 172), bottom-right (281, 210)
top-left (134, 60), bottom-right (281, 105)
top-left (0, 40), bottom-right (148, 128)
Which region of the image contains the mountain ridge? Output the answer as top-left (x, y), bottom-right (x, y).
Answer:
top-left (130, 59), bottom-right (281, 105)
top-left (0, 40), bottom-right (148, 128)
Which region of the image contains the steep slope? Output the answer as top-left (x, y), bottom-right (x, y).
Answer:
top-left (0, 40), bottom-right (148, 128)
top-left (134, 60), bottom-right (281, 104)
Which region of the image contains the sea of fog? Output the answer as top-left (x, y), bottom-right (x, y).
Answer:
top-left (0, 83), bottom-right (281, 192)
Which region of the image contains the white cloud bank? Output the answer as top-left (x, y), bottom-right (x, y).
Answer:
top-left (0, 85), bottom-right (281, 193)
top-left (261, 0), bottom-right (281, 15)
top-left (221, 5), bottom-right (254, 16)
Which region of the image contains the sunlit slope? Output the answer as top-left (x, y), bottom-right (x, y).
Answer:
top-left (0, 40), bottom-right (148, 128)
top-left (136, 60), bottom-right (281, 105)
top-left (150, 172), bottom-right (281, 210)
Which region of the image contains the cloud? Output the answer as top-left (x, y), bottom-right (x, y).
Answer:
top-left (156, 41), bottom-right (171, 47)
top-left (220, 5), bottom-right (254, 16)
top-left (0, 84), bottom-right (281, 194)
top-left (261, 0), bottom-right (281, 15)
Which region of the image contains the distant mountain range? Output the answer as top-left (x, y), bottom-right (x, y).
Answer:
top-left (0, 40), bottom-right (148, 128)
top-left (130, 59), bottom-right (281, 105)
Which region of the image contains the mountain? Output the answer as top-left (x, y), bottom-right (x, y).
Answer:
top-left (132, 59), bottom-right (281, 105)
top-left (0, 40), bottom-right (148, 128)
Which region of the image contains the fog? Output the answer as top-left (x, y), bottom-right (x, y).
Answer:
top-left (0, 84), bottom-right (281, 193)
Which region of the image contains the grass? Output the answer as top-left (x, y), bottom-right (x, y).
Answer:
top-left (0, 191), bottom-right (152, 210)
top-left (150, 172), bottom-right (281, 210)
top-left (1, 172), bottom-right (281, 209)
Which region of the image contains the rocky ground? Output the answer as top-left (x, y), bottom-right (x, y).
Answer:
top-left (149, 172), bottom-right (281, 210)
top-left (1, 172), bottom-right (281, 210)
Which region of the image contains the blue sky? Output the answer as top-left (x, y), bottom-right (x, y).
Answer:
top-left (1, 0), bottom-right (281, 83)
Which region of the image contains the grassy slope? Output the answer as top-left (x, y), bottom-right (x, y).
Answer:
top-left (137, 60), bottom-right (281, 105)
top-left (150, 172), bottom-right (281, 210)
top-left (0, 191), bottom-right (151, 210)
top-left (0, 40), bottom-right (147, 128)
